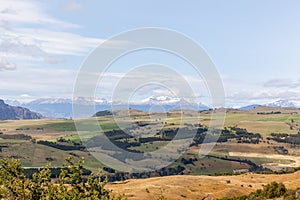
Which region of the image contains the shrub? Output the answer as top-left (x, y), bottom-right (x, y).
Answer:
top-left (0, 156), bottom-right (124, 200)
top-left (219, 181), bottom-right (287, 200)
top-left (259, 181), bottom-right (286, 198)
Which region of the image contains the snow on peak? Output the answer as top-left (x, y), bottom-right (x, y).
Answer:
top-left (265, 99), bottom-right (297, 108)
top-left (140, 96), bottom-right (181, 104)
top-left (26, 98), bottom-right (72, 105)
top-left (25, 97), bottom-right (109, 105)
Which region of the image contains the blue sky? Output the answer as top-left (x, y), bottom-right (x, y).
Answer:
top-left (0, 0), bottom-right (300, 107)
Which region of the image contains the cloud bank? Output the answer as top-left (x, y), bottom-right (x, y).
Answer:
top-left (0, 0), bottom-right (102, 70)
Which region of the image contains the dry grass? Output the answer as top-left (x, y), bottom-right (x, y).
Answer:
top-left (108, 171), bottom-right (300, 200)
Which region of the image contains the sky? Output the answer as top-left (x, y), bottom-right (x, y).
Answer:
top-left (0, 0), bottom-right (300, 107)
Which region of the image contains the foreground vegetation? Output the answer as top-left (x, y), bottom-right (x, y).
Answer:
top-left (3, 156), bottom-right (300, 200)
top-left (0, 156), bottom-right (123, 200)
top-left (219, 181), bottom-right (300, 200)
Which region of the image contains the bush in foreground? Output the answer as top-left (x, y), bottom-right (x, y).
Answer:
top-left (219, 181), bottom-right (288, 200)
top-left (0, 157), bottom-right (124, 200)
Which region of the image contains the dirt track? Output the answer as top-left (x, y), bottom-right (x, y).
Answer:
top-left (229, 152), bottom-right (300, 168)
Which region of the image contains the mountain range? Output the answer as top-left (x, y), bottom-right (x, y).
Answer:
top-left (0, 99), bottom-right (43, 120)
top-left (265, 99), bottom-right (298, 108)
top-left (3, 98), bottom-right (299, 119)
top-left (238, 100), bottom-right (299, 111)
top-left (5, 96), bottom-right (209, 118)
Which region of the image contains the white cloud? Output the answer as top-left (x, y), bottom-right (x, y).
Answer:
top-left (264, 78), bottom-right (300, 88)
top-left (218, 75), bottom-right (300, 107)
top-left (20, 94), bottom-right (31, 98)
top-left (63, 2), bottom-right (84, 12)
top-left (0, 57), bottom-right (16, 71)
top-left (2, 66), bottom-right (299, 107)
top-left (0, 1), bottom-right (297, 106)
top-left (0, 0), bottom-right (80, 28)
top-left (17, 28), bottom-right (104, 56)
top-left (0, 0), bottom-right (110, 70)
top-left (0, 67), bottom-right (77, 98)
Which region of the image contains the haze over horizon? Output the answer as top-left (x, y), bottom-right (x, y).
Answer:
top-left (1, 0), bottom-right (300, 108)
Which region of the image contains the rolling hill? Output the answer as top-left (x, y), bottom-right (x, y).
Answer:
top-left (108, 171), bottom-right (300, 199)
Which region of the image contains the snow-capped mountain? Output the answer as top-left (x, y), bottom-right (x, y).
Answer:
top-left (22, 98), bottom-right (73, 118)
top-left (265, 99), bottom-right (298, 108)
top-left (11, 96), bottom-right (210, 118)
top-left (238, 99), bottom-right (299, 111)
top-left (140, 96), bottom-right (180, 105)
top-left (4, 99), bottom-right (21, 106)
top-left (24, 97), bottom-right (108, 106)
top-left (6, 96), bottom-right (299, 118)
top-left (25, 98), bottom-right (72, 105)
top-left (73, 97), bottom-right (108, 105)
top-left (20, 97), bottom-right (108, 118)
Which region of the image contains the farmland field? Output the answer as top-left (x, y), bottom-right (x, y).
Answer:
top-left (1, 106), bottom-right (300, 175)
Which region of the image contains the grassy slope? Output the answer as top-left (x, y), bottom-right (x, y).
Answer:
top-left (108, 171), bottom-right (300, 200)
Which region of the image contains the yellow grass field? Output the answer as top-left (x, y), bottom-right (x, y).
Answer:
top-left (108, 171), bottom-right (300, 200)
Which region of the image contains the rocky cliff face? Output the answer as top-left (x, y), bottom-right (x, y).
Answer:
top-left (0, 99), bottom-right (43, 120)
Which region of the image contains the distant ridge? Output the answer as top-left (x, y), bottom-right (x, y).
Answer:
top-left (5, 97), bottom-right (300, 118)
top-left (238, 104), bottom-right (261, 111)
top-left (18, 97), bottom-right (210, 118)
top-left (238, 100), bottom-right (299, 111)
top-left (0, 99), bottom-right (43, 120)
